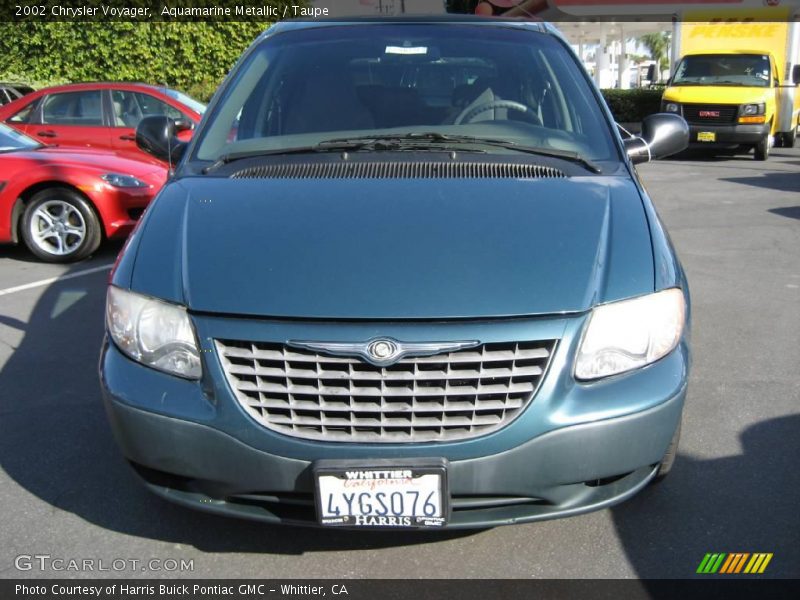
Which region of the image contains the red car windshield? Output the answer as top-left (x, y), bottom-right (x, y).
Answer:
top-left (0, 123), bottom-right (40, 152)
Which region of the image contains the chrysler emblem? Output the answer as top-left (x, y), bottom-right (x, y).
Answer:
top-left (368, 339), bottom-right (398, 361)
top-left (287, 338), bottom-right (481, 367)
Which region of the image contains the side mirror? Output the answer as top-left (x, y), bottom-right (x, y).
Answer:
top-left (135, 115), bottom-right (188, 166)
top-left (792, 64), bottom-right (800, 86)
top-left (623, 113), bottom-right (689, 164)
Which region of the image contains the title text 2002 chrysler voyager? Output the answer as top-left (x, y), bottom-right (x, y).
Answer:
top-left (101, 17), bottom-right (691, 529)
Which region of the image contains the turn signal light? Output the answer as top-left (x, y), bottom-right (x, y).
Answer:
top-left (738, 116), bottom-right (767, 124)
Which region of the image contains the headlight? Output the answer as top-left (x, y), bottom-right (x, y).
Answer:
top-left (741, 103), bottom-right (765, 116)
top-left (575, 288), bottom-right (686, 381)
top-left (106, 286), bottom-right (202, 379)
top-left (101, 173), bottom-right (149, 188)
top-left (664, 102), bottom-right (680, 113)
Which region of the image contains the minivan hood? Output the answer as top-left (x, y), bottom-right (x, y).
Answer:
top-left (130, 176), bottom-right (654, 319)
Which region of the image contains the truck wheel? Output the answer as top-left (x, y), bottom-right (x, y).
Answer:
top-left (651, 420), bottom-right (681, 484)
top-left (754, 133), bottom-right (770, 161)
top-left (21, 187), bottom-right (102, 263)
top-left (780, 126), bottom-right (797, 149)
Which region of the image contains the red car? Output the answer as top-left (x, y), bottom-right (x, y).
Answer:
top-left (0, 82), bottom-right (205, 163)
top-left (0, 123), bottom-right (165, 262)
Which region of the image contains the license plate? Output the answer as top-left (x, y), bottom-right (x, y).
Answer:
top-left (697, 131), bottom-right (716, 142)
top-left (314, 459), bottom-right (448, 528)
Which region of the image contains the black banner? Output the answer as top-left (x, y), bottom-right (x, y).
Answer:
top-left (4, 579), bottom-right (800, 600)
top-left (0, 0), bottom-right (797, 22)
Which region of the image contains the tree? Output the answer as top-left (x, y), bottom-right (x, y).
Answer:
top-left (639, 32), bottom-right (671, 81)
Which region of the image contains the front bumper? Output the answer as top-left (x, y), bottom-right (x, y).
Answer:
top-left (85, 185), bottom-right (156, 240)
top-left (99, 313), bottom-right (689, 528)
top-left (688, 122), bottom-right (770, 146)
top-left (103, 388), bottom-right (681, 528)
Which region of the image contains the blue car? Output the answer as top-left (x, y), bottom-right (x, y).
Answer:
top-left (101, 17), bottom-right (691, 529)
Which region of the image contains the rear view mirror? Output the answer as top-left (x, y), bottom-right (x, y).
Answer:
top-left (792, 64), bottom-right (800, 86)
top-left (135, 115), bottom-right (188, 166)
top-left (624, 113), bottom-right (689, 164)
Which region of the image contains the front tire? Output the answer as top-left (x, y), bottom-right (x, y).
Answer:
top-left (779, 126), bottom-right (797, 149)
top-left (754, 133), bottom-right (771, 161)
top-left (21, 188), bottom-right (102, 263)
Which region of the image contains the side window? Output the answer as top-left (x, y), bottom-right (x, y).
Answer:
top-left (9, 99), bottom-right (36, 123)
top-left (111, 90), bottom-right (183, 127)
top-left (41, 91), bottom-right (103, 126)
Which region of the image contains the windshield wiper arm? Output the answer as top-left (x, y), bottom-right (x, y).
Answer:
top-left (321, 133), bottom-right (602, 173)
top-left (202, 136), bottom-right (480, 174)
top-left (202, 143), bottom-right (368, 173)
top-left (205, 133), bottom-right (600, 174)
top-left (470, 139), bottom-right (602, 173)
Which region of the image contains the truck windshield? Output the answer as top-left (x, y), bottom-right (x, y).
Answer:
top-left (672, 54), bottom-right (771, 87)
top-left (193, 24), bottom-right (618, 163)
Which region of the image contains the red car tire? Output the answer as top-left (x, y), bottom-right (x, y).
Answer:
top-left (21, 187), bottom-right (102, 263)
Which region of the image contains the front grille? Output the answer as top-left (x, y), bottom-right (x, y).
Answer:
top-left (682, 103), bottom-right (738, 125)
top-left (231, 161), bottom-right (566, 180)
top-left (215, 339), bottom-right (556, 443)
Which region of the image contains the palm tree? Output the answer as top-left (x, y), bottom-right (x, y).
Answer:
top-left (639, 32), bottom-right (671, 82)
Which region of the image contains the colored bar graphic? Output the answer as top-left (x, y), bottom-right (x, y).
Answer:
top-left (699, 552), bottom-right (773, 574)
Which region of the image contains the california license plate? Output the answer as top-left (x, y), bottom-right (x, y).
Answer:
top-left (697, 131), bottom-right (716, 142)
top-left (314, 459), bottom-right (448, 528)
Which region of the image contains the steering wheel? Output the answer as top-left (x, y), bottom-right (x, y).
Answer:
top-left (454, 99), bottom-right (541, 126)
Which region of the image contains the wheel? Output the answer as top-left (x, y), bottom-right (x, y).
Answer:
top-left (779, 126), bottom-right (796, 149)
top-left (754, 133), bottom-right (770, 161)
top-left (651, 420), bottom-right (681, 484)
top-left (21, 187), bottom-right (102, 263)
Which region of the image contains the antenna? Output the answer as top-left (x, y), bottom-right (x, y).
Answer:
top-left (162, 21), bottom-right (174, 176)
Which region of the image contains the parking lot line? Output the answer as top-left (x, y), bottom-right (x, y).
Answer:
top-left (0, 264), bottom-right (113, 297)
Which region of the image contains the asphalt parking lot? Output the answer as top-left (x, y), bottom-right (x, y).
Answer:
top-left (0, 146), bottom-right (798, 580)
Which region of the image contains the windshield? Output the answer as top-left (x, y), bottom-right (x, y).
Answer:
top-left (0, 123), bottom-right (40, 152)
top-left (164, 88), bottom-right (207, 115)
top-left (193, 24), bottom-right (617, 163)
top-left (672, 54), bottom-right (772, 87)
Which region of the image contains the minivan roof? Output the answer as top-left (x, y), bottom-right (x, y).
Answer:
top-left (264, 15), bottom-right (555, 39)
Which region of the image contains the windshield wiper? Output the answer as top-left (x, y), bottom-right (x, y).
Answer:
top-left (202, 136), bottom-right (482, 173)
top-left (0, 144), bottom-right (43, 154)
top-left (319, 133), bottom-right (602, 173)
top-left (203, 142), bottom-right (363, 173)
top-left (713, 81), bottom-right (763, 87)
top-left (204, 132), bottom-right (600, 174)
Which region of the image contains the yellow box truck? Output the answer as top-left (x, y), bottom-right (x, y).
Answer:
top-left (663, 17), bottom-right (800, 160)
